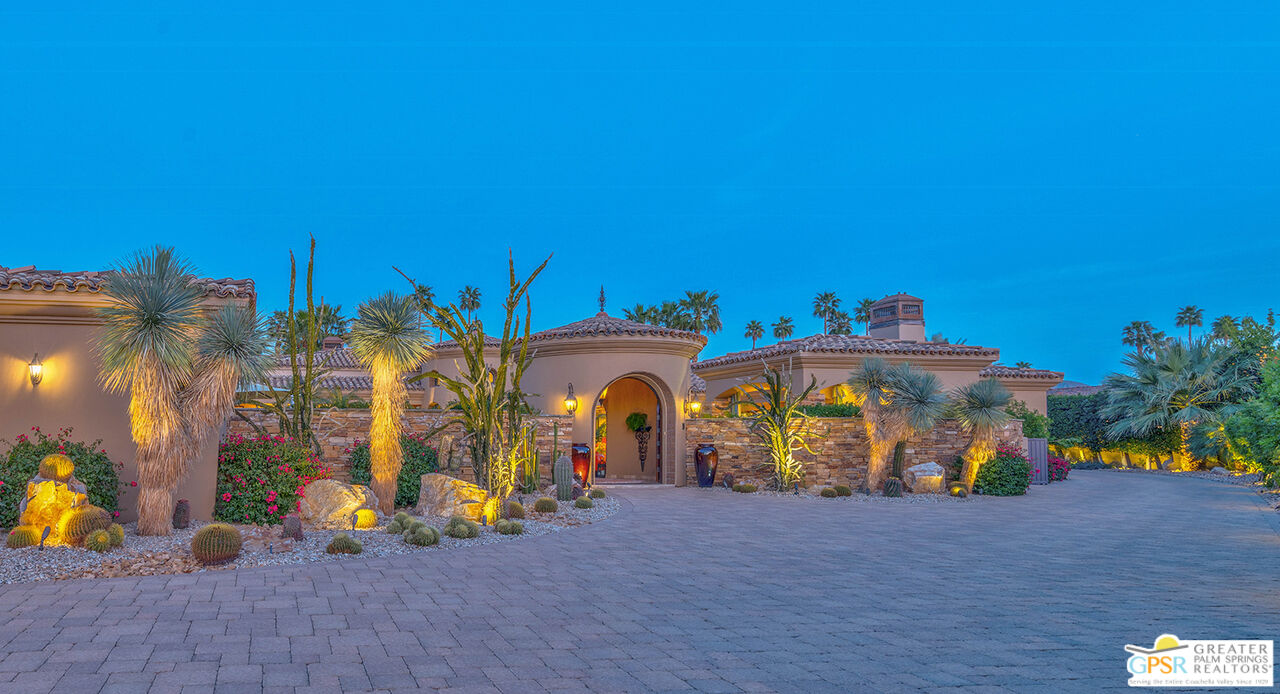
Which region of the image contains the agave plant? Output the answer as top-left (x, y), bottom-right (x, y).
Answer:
top-left (847, 357), bottom-right (897, 490)
top-left (348, 292), bottom-right (433, 514)
top-left (741, 367), bottom-right (819, 490)
top-left (951, 378), bottom-right (1014, 489)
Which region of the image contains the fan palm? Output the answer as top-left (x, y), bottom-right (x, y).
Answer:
top-left (348, 292), bottom-right (433, 514)
top-left (1121, 320), bottom-right (1166, 356)
top-left (679, 290), bottom-right (722, 335)
top-left (855, 298), bottom-right (876, 335)
top-left (847, 358), bottom-right (898, 490)
top-left (1175, 305), bottom-right (1204, 344)
top-left (812, 292), bottom-right (840, 334)
top-left (744, 320), bottom-right (765, 349)
top-left (881, 365), bottom-right (947, 482)
top-left (828, 310), bottom-right (853, 335)
top-left (624, 303), bottom-right (654, 324)
top-left (951, 378), bottom-right (1013, 489)
top-left (1211, 315), bottom-right (1238, 344)
top-left (1015, 361), bottom-right (1032, 369)
top-left (772, 316), bottom-right (794, 340)
top-left (657, 300), bottom-right (693, 331)
top-left (458, 286), bottom-right (481, 322)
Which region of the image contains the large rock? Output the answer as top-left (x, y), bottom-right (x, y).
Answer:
top-left (903, 462), bottom-right (945, 494)
top-left (1210, 466), bottom-right (1229, 475)
top-left (19, 474), bottom-right (89, 546)
top-left (299, 479), bottom-right (379, 529)
top-left (415, 473), bottom-right (489, 522)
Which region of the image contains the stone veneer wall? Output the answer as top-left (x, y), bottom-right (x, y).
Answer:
top-left (684, 417), bottom-right (1024, 489)
top-left (227, 408), bottom-right (574, 482)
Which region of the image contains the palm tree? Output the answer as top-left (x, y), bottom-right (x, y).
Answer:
top-left (1103, 338), bottom-right (1253, 461)
top-left (349, 292), bottom-right (433, 515)
top-left (1211, 315), bottom-right (1238, 344)
top-left (744, 320), bottom-right (765, 349)
top-left (882, 365), bottom-right (947, 482)
top-left (458, 286), bottom-right (481, 322)
top-left (772, 316), bottom-right (795, 340)
top-left (679, 290), bottom-right (722, 335)
top-left (855, 298), bottom-right (876, 335)
top-left (847, 358), bottom-right (897, 491)
top-left (657, 301), bottom-right (693, 330)
top-left (1175, 305), bottom-right (1204, 344)
top-left (812, 292), bottom-right (840, 334)
top-left (1015, 361), bottom-right (1032, 369)
top-left (268, 305), bottom-right (349, 351)
top-left (951, 378), bottom-right (1013, 489)
top-left (828, 310), bottom-right (853, 335)
top-left (623, 303), bottom-right (654, 323)
top-left (1121, 320), bottom-right (1166, 356)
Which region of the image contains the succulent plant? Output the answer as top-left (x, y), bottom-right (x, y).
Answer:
top-left (494, 518), bottom-right (510, 533)
top-left (506, 501), bottom-right (525, 519)
top-left (496, 519), bottom-right (524, 535)
top-left (533, 497), bottom-right (558, 513)
top-left (353, 509), bottom-right (378, 530)
top-left (405, 526), bottom-right (440, 546)
top-left (280, 514), bottom-right (304, 541)
top-left (107, 523), bottom-right (125, 547)
top-left (443, 516), bottom-right (479, 539)
top-left (833, 485), bottom-right (852, 497)
top-left (589, 488), bottom-right (606, 499)
top-left (948, 482), bottom-right (969, 498)
top-left (553, 455), bottom-right (574, 502)
top-left (820, 487), bottom-right (838, 498)
top-left (406, 520), bottom-right (426, 534)
top-left (84, 529), bottom-right (112, 552)
top-left (732, 483), bottom-right (757, 493)
top-left (326, 532), bottom-right (363, 554)
top-left (883, 477), bottom-right (904, 498)
top-left (38, 453), bottom-right (75, 482)
top-left (58, 505), bottom-right (112, 545)
top-left (172, 499), bottom-right (191, 530)
top-left (394, 511), bottom-right (411, 525)
top-left (191, 523), bottom-right (243, 564)
top-left (574, 497), bottom-right (594, 509)
top-left (385, 520), bottom-right (404, 534)
top-left (6, 526), bottom-right (41, 549)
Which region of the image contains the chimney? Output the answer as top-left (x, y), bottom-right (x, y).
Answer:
top-left (868, 294), bottom-right (926, 342)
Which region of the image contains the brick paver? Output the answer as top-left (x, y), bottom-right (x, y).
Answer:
top-left (1, 471), bottom-right (1278, 692)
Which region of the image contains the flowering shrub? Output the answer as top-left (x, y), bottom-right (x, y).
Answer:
top-left (348, 434), bottom-right (438, 508)
top-left (214, 434), bottom-right (330, 525)
top-left (974, 445), bottom-right (1032, 496)
top-left (1, 427), bottom-right (122, 528)
top-left (1048, 455), bottom-right (1071, 481)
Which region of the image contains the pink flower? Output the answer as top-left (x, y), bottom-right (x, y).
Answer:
top-left (222, 493), bottom-right (232, 502)
top-left (267, 504), bottom-right (278, 514)
top-left (130, 481), bottom-right (138, 487)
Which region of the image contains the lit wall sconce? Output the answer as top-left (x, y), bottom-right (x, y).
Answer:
top-left (28, 353), bottom-right (43, 387)
top-left (685, 387), bottom-right (703, 417)
top-left (564, 383), bottom-right (578, 415)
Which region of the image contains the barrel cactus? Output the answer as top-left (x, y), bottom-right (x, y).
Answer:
top-left (506, 501), bottom-right (525, 519)
top-left (385, 520), bottom-right (405, 534)
top-left (833, 485), bottom-right (853, 497)
top-left (353, 509), bottom-right (378, 530)
top-left (574, 497), bottom-right (594, 509)
top-left (58, 505), bottom-right (111, 545)
top-left (326, 532), bottom-right (363, 554)
top-left (819, 487), bottom-right (837, 498)
top-left (394, 512), bottom-right (411, 525)
top-left (732, 483), bottom-right (757, 493)
top-left (191, 523), bottom-right (243, 564)
top-left (553, 455), bottom-right (573, 501)
top-left (589, 488), bottom-right (606, 499)
top-left (495, 519), bottom-right (524, 536)
top-left (280, 514), bottom-right (304, 541)
top-left (6, 526), bottom-right (41, 549)
top-left (38, 453), bottom-right (75, 482)
top-left (533, 497), bottom-right (557, 513)
top-left (443, 516), bottom-right (479, 539)
top-left (107, 523), bottom-right (125, 547)
top-left (84, 529), bottom-right (112, 552)
top-left (883, 477), bottom-right (904, 498)
top-left (405, 525), bottom-right (440, 546)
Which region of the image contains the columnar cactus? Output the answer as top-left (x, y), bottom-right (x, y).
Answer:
top-left (553, 455), bottom-right (573, 501)
top-left (6, 526), bottom-right (41, 549)
top-left (326, 533), bottom-right (363, 554)
top-left (84, 529), bottom-right (113, 552)
top-left (191, 523), bottom-right (243, 564)
top-left (38, 453), bottom-right (75, 482)
top-left (58, 505), bottom-right (111, 545)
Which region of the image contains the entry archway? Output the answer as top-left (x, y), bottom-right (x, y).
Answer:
top-left (592, 374), bottom-right (672, 483)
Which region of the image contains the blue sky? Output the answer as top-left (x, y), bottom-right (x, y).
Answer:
top-left (3, 3), bottom-right (1278, 384)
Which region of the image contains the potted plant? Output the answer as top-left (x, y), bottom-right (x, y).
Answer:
top-left (625, 412), bottom-right (653, 472)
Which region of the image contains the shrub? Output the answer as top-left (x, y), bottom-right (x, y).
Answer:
top-left (107, 523), bottom-right (125, 547)
top-left (1048, 455), bottom-right (1071, 481)
top-left (214, 434), bottom-right (330, 526)
top-left (84, 529), bottom-right (112, 552)
top-left (443, 516), bottom-right (479, 539)
top-left (796, 403), bottom-right (861, 417)
top-left (348, 433), bottom-right (438, 508)
top-left (6, 526), bottom-right (40, 549)
top-left (1, 427), bottom-right (121, 529)
top-left (192, 523), bottom-right (243, 564)
top-left (353, 509), bottom-right (378, 529)
top-left (326, 532), bottom-right (363, 554)
top-left (533, 497), bottom-right (558, 513)
top-left (819, 487), bottom-right (838, 498)
top-left (506, 501), bottom-right (525, 519)
top-left (1006, 399), bottom-right (1050, 439)
top-left (974, 445), bottom-right (1032, 496)
top-left (574, 497), bottom-right (594, 509)
top-left (589, 488), bottom-right (606, 499)
top-left (1071, 460), bottom-right (1109, 470)
top-left (833, 485), bottom-right (852, 497)
top-left (732, 483), bottom-right (757, 493)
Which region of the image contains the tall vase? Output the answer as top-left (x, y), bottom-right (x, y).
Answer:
top-left (571, 443), bottom-right (591, 485)
top-left (695, 444), bottom-right (718, 488)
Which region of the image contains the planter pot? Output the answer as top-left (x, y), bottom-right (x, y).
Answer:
top-left (571, 443), bottom-right (591, 485)
top-left (694, 444), bottom-right (718, 488)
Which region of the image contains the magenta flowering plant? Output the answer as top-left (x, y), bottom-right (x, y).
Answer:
top-left (1, 426), bottom-right (122, 527)
top-left (1048, 455), bottom-right (1071, 482)
top-left (973, 444), bottom-right (1032, 496)
top-left (213, 434), bottom-right (331, 525)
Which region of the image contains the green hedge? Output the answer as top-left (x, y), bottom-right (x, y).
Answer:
top-left (1, 427), bottom-right (121, 528)
top-left (1047, 392), bottom-right (1180, 455)
top-left (796, 403), bottom-right (862, 417)
top-left (348, 434), bottom-right (439, 508)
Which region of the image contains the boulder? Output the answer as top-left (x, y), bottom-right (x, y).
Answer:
top-left (415, 473), bottom-right (488, 522)
top-left (19, 474), bottom-right (89, 546)
top-left (1210, 466), bottom-right (1229, 475)
top-left (903, 462), bottom-right (945, 494)
top-left (299, 479), bottom-right (379, 529)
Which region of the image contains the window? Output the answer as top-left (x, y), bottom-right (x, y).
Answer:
top-left (902, 304), bottom-right (921, 315)
top-left (873, 306), bottom-right (896, 318)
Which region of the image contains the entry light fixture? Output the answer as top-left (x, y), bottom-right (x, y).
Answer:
top-left (28, 353), bottom-right (43, 387)
top-left (564, 383), bottom-right (579, 415)
top-left (685, 387), bottom-right (703, 417)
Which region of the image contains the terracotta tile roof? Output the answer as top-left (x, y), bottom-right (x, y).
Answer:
top-left (266, 374), bottom-right (424, 392)
top-left (694, 334), bottom-right (998, 371)
top-left (275, 347), bottom-right (362, 369)
top-left (691, 373), bottom-right (706, 394)
top-left (979, 365), bottom-right (1064, 381)
top-left (529, 312), bottom-right (707, 345)
top-left (0, 266), bottom-right (255, 298)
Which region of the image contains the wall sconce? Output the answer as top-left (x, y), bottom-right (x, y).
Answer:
top-left (28, 353), bottom-right (43, 387)
top-left (564, 383), bottom-right (578, 415)
top-left (685, 387), bottom-right (703, 417)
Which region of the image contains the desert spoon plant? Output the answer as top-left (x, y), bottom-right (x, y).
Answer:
top-left (951, 378), bottom-right (1014, 489)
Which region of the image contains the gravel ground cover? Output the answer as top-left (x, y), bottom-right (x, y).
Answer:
top-left (0, 495), bottom-right (619, 585)
top-left (696, 484), bottom-right (976, 503)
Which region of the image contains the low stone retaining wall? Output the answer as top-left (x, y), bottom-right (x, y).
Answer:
top-left (227, 408), bottom-right (574, 482)
top-left (684, 417), bottom-right (1024, 489)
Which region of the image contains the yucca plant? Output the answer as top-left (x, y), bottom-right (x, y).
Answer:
top-left (348, 292), bottom-right (433, 514)
top-left (951, 378), bottom-right (1013, 489)
top-left (181, 304), bottom-right (271, 458)
top-left (847, 358), bottom-right (897, 491)
top-left (741, 367), bottom-right (819, 490)
top-left (882, 365), bottom-right (947, 480)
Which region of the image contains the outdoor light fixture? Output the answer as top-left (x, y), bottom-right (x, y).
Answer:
top-left (28, 353), bottom-right (43, 387)
top-left (564, 383), bottom-right (578, 414)
top-left (685, 387), bottom-right (703, 417)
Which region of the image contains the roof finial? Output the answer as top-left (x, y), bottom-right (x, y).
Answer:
top-left (598, 285), bottom-right (606, 314)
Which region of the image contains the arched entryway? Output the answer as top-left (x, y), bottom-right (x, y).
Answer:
top-left (593, 375), bottom-right (664, 483)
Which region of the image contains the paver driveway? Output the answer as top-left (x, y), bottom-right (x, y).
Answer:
top-left (1, 471), bottom-right (1278, 693)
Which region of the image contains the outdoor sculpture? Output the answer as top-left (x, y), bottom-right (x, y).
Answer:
top-left (14, 454), bottom-right (91, 546)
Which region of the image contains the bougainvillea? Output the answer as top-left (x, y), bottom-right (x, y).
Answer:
top-left (213, 434), bottom-right (330, 525)
top-left (1, 427), bottom-right (122, 528)
top-left (1048, 455), bottom-right (1071, 482)
top-left (348, 433), bottom-right (438, 508)
top-left (974, 444), bottom-right (1032, 496)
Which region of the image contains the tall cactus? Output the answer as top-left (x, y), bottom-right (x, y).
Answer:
top-left (553, 455), bottom-right (573, 501)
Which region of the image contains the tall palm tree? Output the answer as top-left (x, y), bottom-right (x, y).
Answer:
top-left (828, 310), bottom-right (853, 335)
top-left (657, 300), bottom-right (693, 330)
top-left (623, 303), bottom-right (654, 323)
top-left (744, 320), bottom-right (765, 349)
top-left (951, 378), bottom-right (1013, 489)
top-left (855, 298), bottom-right (876, 335)
top-left (812, 291), bottom-right (840, 334)
top-left (882, 365), bottom-right (947, 483)
top-left (349, 292), bottom-right (433, 515)
top-left (772, 316), bottom-right (794, 340)
top-left (1175, 305), bottom-right (1204, 344)
top-left (679, 290), bottom-right (722, 335)
top-left (458, 286), bottom-right (481, 322)
top-left (847, 358), bottom-right (897, 491)
top-left (1015, 361), bottom-right (1032, 369)
top-left (1211, 315), bottom-right (1239, 344)
top-left (1121, 320), bottom-right (1166, 356)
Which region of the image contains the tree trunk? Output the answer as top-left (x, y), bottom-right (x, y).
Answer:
top-left (136, 485), bottom-right (174, 536)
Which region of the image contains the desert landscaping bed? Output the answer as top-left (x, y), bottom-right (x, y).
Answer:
top-left (695, 484), bottom-right (977, 504)
top-left (0, 497), bottom-right (619, 585)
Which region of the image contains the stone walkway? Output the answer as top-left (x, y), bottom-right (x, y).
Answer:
top-left (1, 471), bottom-right (1278, 693)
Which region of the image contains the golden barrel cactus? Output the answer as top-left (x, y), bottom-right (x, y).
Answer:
top-left (57, 505), bottom-right (112, 545)
top-left (38, 453), bottom-right (76, 482)
top-left (191, 523), bottom-right (243, 564)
